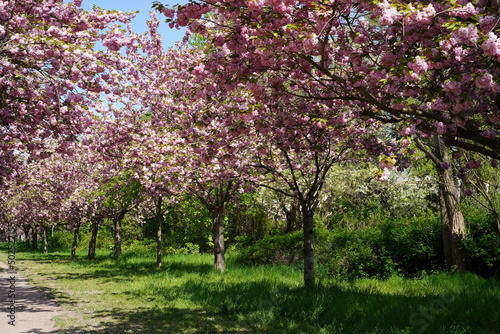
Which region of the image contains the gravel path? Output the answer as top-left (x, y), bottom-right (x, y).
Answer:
top-left (0, 261), bottom-right (59, 334)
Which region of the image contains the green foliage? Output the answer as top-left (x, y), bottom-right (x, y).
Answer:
top-left (124, 238), bottom-right (156, 253)
top-left (236, 214), bottom-right (444, 279)
top-left (380, 215), bottom-right (443, 276)
top-left (47, 229), bottom-right (74, 251)
top-left (165, 242), bottom-right (201, 255)
top-left (315, 226), bottom-right (397, 279)
top-left (163, 196), bottom-right (213, 252)
top-left (78, 222), bottom-right (115, 251)
top-left (463, 209), bottom-right (500, 277)
top-left (236, 230), bottom-right (303, 265)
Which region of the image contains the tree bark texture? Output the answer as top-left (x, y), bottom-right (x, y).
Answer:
top-left (42, 227), bottom-right (48, 254)
top-left (302, 206), bottom-right (315, 287)
top-left (212, 208), bottom-right (226, 273)
top-left (31, 225), bottom-right (38, 250)
top-left (113, 210), bottom-right (126, 259)
top-left (71, 223), bottom-right (80, 258)
top-left (88, 217), bottom-right (100, 260)
top-left (433, 136), bottom-right (468, 272)
top-left (437, 166), bottom-right (468, 271)
top-left (156, 196), bottom-right (164, 269)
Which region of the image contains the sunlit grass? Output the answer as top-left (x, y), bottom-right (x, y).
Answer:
top-left (0, 245), bottom-right (499, 333)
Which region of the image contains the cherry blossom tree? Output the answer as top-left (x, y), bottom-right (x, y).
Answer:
top-left (158, 0), bottom-right (498, 159)
top-left (0, 0), bottom-right (136, 182)
top-left (155, 0), bottom-right (499, 276)
top-left (105, 13), bottom-right (263, 272)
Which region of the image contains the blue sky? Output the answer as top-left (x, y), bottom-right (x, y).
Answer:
top-left (79, 0), bottom-right (187, 47)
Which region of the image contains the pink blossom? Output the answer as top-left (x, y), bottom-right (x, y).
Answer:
top-left (443, 80), bottom-right (461, 96)
top-left (399, 127), bottom-right (414, 136)
top-left (439, 38), bottom-right (457, 51)
top-left (451, 25), bottom-right (479, 46)
top-left (491, 159), bottom-right (499, 168)
top-left (480, 129), bottom-right (497, 140)
top-left (408, 56), bottom-right (428, 74)
top-left (481, 32), bottom-right (500, 57)
top-left (452, 3), bottom-right (478, 19)
top-left (479, 16), bottom-right (498, 32)
top-left (248, 0), bottom-right (264, 11)
top-left (434, 122), bottom-right (447, 135)
top-left (377, 0), bottom-right (400, 25)
top-left (375, 168), bottom-right (391, 182)
top-left (475, 73), bottom-right (493, 89)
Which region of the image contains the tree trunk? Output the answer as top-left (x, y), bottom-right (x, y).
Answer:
top-left (302, 205), bottom-right (315, 287)
top-left (437, 166), bottom-right (468, 271)
top-left (432, 135), bottom-right (467, 272)
top-left (156, 196), bottom-right (163, 269)
top-left (212, 208), bottom-right (226, 273)
top-left (284, 200), bottom-right (300, 233)
top-left (71, 223), bottom-right (81, 259)
top-left (42, 227), bottom-right (48, 254)
top-left (88, 218), bottom-right (100, 260)
top-left (23, 226), bottom-right (30, 248)
top-left (31, 225), bottom-right (38, 250)
top-left (439, 190), bottom-right (453, 270)
top-left (113, 210), bottom-right (126, 259)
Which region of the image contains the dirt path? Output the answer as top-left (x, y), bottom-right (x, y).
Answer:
top-left (0, 261), bottom-right (59, 334)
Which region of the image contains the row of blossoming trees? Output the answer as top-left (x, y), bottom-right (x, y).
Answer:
top-left (0, 0), bottom-right (498, 287)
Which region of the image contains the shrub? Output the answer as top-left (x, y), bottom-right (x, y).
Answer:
top-left (315, 226), bottom-right (397, 279)
top-left (379, 215), bottom-right (444, 276)
top-left (48, 229), bottom-right (74, 251)
top-left (463, 211), bottom-right (500, 278)
top-left (236, 230), bottom-right (303, 265)
top-left (236, 214), bottom-right (445, 279)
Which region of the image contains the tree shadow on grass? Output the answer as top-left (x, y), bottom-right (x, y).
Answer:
top-left (57, 307), bottom-right (253, 334)
top-left (140, 278), bottom-right (500, 334)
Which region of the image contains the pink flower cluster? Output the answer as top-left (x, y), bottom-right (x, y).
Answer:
top-left (481, 32), bottom-right (500, 59)
top-left (451, 25), bottom-right (479, 46)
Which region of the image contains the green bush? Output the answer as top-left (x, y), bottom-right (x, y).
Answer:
top-left (315, 227), bottom-right (397, 279)
top-left (48, 229), bottom-right (74, 251)
top-left (236, 214), bottom-right (444, 279)
top-left (125, 239), bottom-right (156, 253)
top-left (463, 211), bottom-right (500, 278)
top-left (236, 230), bottom-right (303, 265)
top-left (379, 215), bottom-right (443, 276)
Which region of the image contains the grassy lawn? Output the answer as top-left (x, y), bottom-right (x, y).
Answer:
top-left (1, 244), bottom-right (499, 334)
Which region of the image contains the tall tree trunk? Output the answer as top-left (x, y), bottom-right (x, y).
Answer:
top-left (42, 227), bottom-right (48, 254)
top-left (439, 191), bottom-right (453, 269)
top-left (71, 223), bottom-right (81, 259)
top-left (23, 226), bottom-right (30, 248)
top-left (432, 136), bottom-right (468, 272)
top-left (31, 225), bottom-right (38, 250)
top-left (416, 135), bottom-right (468, 272)
top-left (88, 218), bottom-right (100, 260)
top-left (156, 196), bottom-right (163, 269)
top-left (212, 208), bottom-right (226, 273)
top-left (437, 166), bottom-right (467, 271)
top-left (302, 205), bottom-right (315, 287)
top-left (113, 210), bottom-right (126, 259)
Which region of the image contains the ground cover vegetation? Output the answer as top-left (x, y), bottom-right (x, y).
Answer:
top-left (0, 0), bottom-right (499, 331)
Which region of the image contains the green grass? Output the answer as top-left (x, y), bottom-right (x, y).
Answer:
top-left (1, 244), bottom-right (499, 333)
